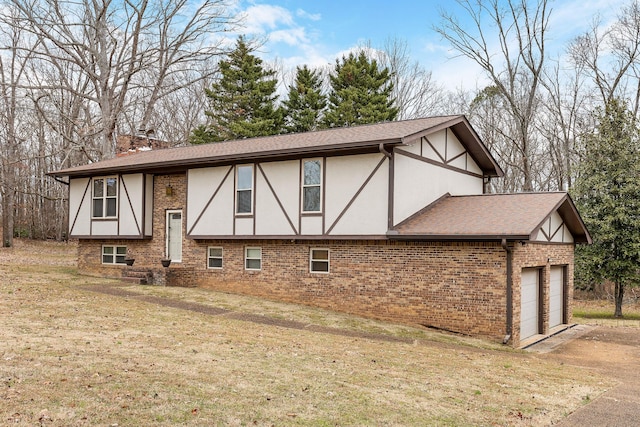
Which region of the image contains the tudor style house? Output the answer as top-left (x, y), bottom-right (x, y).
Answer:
top-left (50, 116), bottom-right (590, 347)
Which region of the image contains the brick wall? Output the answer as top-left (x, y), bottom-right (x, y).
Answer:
top-left (76, 172), bottom-right (577, 346)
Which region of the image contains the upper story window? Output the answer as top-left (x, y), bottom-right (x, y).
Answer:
top-left (236, 165), bottom-right (253, 214)
top-left (93, 177), bottom-right (118, 218)
top-left (302, 159), bottom-right (322, 212)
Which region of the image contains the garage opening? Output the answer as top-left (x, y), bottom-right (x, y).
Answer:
top-left (520, 268), bottom-right (541, 340)
top-left (549, 266), bottom-right (565, 328)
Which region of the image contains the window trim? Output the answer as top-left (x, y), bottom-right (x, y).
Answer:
top-left (310, 248), bottom-right (330, 273)
top-left (102, 245), bottom-right (127, 265)
top-left (301, 159), bottom-right (323, 213)
top-left (236, 164), bottom-right (254, 215)
top-left (244, 246), bottom-right (262, 271)
top-left (207, 246), bottom-right (223, 269)
top-left (92, 176), bottom-right (118, 219)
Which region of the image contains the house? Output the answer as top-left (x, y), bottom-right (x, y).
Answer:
top-left (49, 115), bottom-right (591, 347)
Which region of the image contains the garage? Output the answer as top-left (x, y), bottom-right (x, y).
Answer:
top-left (520, 268), bottom-right (540, 340)
top-left (549, 266), bottom-right (565, 328)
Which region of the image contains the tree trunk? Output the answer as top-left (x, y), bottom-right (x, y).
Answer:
top-left (614, 281), bottom-right (624, 318)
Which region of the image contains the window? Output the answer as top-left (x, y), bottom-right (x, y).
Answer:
top-left (102, 245), bottom-right (127, 264)
top-left (310, 248), bottom-right (329, 273)
top-left (93, 177), bottom-right (118, 218)
top-left (245, 247), bottom-right (262, 270)
top-left (236, 165), bottom-right (253, 214)
top-left (302, 159), bottom-right (322, 212)
top-left (207, 247), bottom-right (223, 269)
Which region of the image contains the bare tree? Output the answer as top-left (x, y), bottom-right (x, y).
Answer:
top-left (568, 0), bottom-right (640, 118)
top-left (11, 0), bottom-right (237, 159)
top-left (437, 0), bottom-right (551, 191)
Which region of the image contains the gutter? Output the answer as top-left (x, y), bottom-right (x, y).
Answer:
top-left (501, 238), bottom-right (513, 344)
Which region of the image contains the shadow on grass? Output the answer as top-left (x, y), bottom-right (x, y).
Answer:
top-left (574, 309), bottom-right (640, 321)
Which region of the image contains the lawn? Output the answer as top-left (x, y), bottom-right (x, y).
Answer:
top-left (1, 239), bottom-right (610, 426)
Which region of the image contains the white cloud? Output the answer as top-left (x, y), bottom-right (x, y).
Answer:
top-left (269, 27), bottom-right (309, 45)
top-left (296, 8), bottom-right (321, 21)
top-left (241, 4), bottom-right (294, 34)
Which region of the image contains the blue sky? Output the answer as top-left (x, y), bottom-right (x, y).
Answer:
top-left (232, 0), bottom-right (620, 90)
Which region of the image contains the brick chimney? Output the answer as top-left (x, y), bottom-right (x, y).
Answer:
top-left (116, 129), bottom-right (169, 156)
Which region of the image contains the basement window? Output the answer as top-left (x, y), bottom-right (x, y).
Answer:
top-left (207, 247), bottom-right (223, 269)
top-left (245, 247), bottom-right (262, 271)
top-left (310, 248), bottom-right (329, 273)
top-left (102, 245), bottom-right (127, 265)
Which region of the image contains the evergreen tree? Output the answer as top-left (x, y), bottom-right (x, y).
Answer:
top-left (283, 65), bottom-right (326, 133)
top-left (191, 36), bottom-right (283, 143)
top-left (323, 50), bottom-right (398, 128)
top-left (573, 99), bottom-right (640, 317)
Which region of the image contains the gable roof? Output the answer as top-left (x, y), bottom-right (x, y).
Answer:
top-left (49, 115), bottom-right (503, 177)
top-left (389, 192), bottom-right (591, 243)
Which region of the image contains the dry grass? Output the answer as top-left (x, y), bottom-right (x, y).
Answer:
top-left (1, 239), bottom-right (610, 426)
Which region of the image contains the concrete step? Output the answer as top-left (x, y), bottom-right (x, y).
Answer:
top-left (120, 276), bottom-right (147, 285)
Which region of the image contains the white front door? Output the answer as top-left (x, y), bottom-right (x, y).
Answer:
top-left (520, 268), bottom-right (540, 341)
top-left (549, 266), bottom-right (564, 328)
top-left (166, 210), bottom-right (182, 262)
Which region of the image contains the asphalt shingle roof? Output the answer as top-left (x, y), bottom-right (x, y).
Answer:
top-left (391, 192), bottom-right (591, 243)
top-left (50, 115), bottom-right (502, 177)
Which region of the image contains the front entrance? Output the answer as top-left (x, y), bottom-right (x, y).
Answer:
top-left (166, 210), bottom-right (182, 262)
top-left (520, 268), bottom-right (540, 341)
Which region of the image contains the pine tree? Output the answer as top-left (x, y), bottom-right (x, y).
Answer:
top-left (283, 65), bottom-right (326, 133)
top-left (573, 99), bottom-right (640, 317)
top-left (191, 36), bottom-right (283, 143)
top-left (323, 50), bottom-right (397, 128)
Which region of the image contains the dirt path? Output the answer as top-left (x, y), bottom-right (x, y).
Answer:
top-left (544, 326), bottom-right (640, 426)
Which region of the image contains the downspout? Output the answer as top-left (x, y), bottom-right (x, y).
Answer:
top-left (502, 238), bottom-right (513, 344)
top-left (380, 143), bottom-right (394, 230)
top-left (379, 143), bottom-right (392, 159)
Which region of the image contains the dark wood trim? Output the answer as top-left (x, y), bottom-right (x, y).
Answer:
top-left (187, 166), bottom-right (233, 236)
top-left (120, 174), bottom-right (142, 236)
top-left (90, 218), bottom-right (118, 222)
top-left (394, 148), bottom-right (484, 179)
top-left (69, 234), bottom-right (151, 240)
top-left (446, 150), bottom-right (467, 165)
top-left (326, 156), bottom-right (387, 235)
top-left (444, 128), bottom-right (448, 161)
top-left (301, 212), bottom-right (322, 217)
top-left (256, 163), bottom-right (298, 235)
top-left (70, 178), bottom-right (91, 236)
top-left (233, 166), bottom-right (237, 235)
top-left (423, 136), bottom-right (446, 163)
top-left (549, 221), bottom-right (564, 241)
top-left (387, 233), bottom-right (530, 241)
top-left (539, 226), bottom-right (550, 242)
top-left (322, 157), bottom-right (327, 234)
top-left (188, 234), bottom-right (390, 241)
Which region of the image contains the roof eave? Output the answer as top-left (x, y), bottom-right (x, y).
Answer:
top-left (386, 231), bottom-right (530, 241)
top-left (48, 138), bottom-right (403, 177)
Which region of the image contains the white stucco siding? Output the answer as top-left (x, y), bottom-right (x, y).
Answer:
top-left (119, 174), bottom-right (144, 236)
top-left (325, 153), bottom-right (387, 233)
top-left (301, 215), bottom-right (323, 235)
top-left (186, 166), bottom-right (234, 236)
top-left (533, 211), bottom-right (574, 243)
top-left (327, 156), bottom-right (388, 235)
top-left (255, 161), bottom-right (299, 235)
top-left (69, 178), bottom-right (91, 236)
top-left (235, 216), bottom-right (253, 235)
top-left (92, 219), bottom-right (118, 236)
top-left (420, 130), bottom-right (483, 176)
top-left (394, 154), bottom-right (484, 225)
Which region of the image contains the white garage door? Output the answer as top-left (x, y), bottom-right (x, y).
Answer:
top-left (549, 267), bottom-right (564, 328)
top-left (520, 268), bottom-right (540, 340)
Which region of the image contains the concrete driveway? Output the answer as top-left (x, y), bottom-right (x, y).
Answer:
top-left (529, 325), bottom-right (640, 426)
